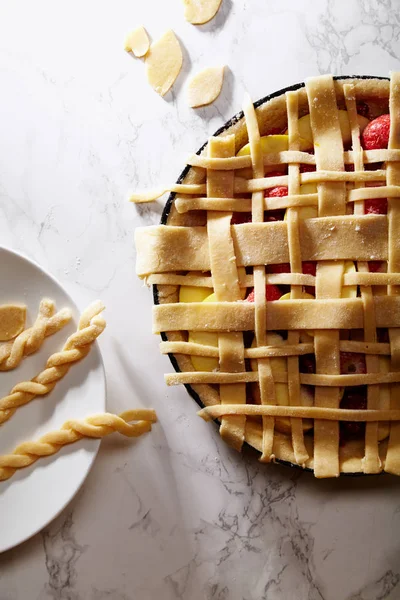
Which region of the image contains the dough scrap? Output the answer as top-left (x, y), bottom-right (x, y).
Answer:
top-left (0, 304), bottom-right (26, 341)
top-left (145, 30), bottom-right (183, 97)
top-left (183, 0), bottom-right (223, 24)
top-left (187, 66), bottom-right (225, 108)
top-left (124, 25), bottom-right (150, 58)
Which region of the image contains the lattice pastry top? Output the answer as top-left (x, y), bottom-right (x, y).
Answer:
top-left (134, 73), bottom-right (400, 478)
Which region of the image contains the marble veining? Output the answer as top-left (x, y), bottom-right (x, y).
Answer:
top-left (0, 0), bottom-right (400, 598)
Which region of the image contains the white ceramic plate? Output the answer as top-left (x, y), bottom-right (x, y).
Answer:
top-left (0, 247), bottom-right (105, 553)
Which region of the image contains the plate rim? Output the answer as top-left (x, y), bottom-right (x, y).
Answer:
top-left (0, 244), bottom-right (106, 552)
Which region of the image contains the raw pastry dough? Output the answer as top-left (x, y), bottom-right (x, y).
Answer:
top-left (0, 299), bottom-right (71, 371)
top-left (0, 409), bottom-right (157, 481)
top-left (183, 0), bottom-right (222, 24)
top-left (0, 304), bottom-right (26, 341)
top-left (124, 25), bottom-right (150, 57)
top-left (0, 300), bottom-right (105, 425)
top-left (134, 73), bottom-right (400, 477)
top-left (145, 30), bottom-right (183, 97)
top-left (187, 66), bottom-right (225, 108)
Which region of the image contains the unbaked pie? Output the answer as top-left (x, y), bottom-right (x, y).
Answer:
top-left (134, 73), bottom-right (400, 478)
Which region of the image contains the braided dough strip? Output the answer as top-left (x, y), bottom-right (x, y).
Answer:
top-left (0, 300), bottom-right (106, 425)
top-left (0, 299), bottom-right (72, 371)
top-left (0, 409), bottom-right (157, 481)
top-left (198, 405), bottom-right (400, 422)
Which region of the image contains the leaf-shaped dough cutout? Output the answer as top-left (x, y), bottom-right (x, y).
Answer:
top-left (0, 304), bottom-right (26, 341)
top-left (145, 30), bottom-right (183, 97)
top-left (124, 26), bottom-right (150, 58)
top-left (187, 66), bottom-right (225, 108)
top-left (183, 0), bottom-right (222, 24)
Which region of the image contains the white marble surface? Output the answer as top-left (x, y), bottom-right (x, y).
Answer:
top-left (0, 0), bottom-right (400, 598)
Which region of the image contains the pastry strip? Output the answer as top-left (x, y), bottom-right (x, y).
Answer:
top-left (345, 83), bottom-right (381, 474)
top-left (160, 340), bottom-right (391, 357)
top-left (136, 216), bottom-right (388, 275)
top-left (153, 297), bottom-right (400, 332)
top-left (385, 71), bottom-right (400, 475)
top-left (244, 93), bottom-right (276, 460)
top-left (306, 74), bottom-right (346, 478)
top-left (285, 89), bottom-right (308, 464)
top-left (198, 405), bottom-right (400, 422)
top-left (165, 371), bottom-right (400, 386)
top-left (206, 135), bottom-right (246, 449)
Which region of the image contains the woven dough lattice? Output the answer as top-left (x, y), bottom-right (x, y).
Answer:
top-left (135, 73), bottom-right (400, 478)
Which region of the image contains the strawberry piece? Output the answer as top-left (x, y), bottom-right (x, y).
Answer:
top-left (265, 209), bottom-right (285, 221)
top-left (377, 328), bottom-right (389, 343)
top-left (356, 101), bottom-right (370, 119)
top-left (300, 164), bottom-right (316, 173)
top-left (267, 263), bottom-right (291, 274)
top-left (340, 387), bottom-right (367, 441)
top-left (361, 114), bottom-right (390, 150)
top-left (340, 352), bottom-right (366, 374)
top-left (231, 212), bottom-right (252, 225)
top-left (246, 284), bottom-right (282, 303)
top-left (266, 170), bottom-right (286, 178)
top-left (302, 261), bottom-right (317, 276)
top-left (266, 285), bottom-right (283, 301)
top-left (266, 186), bottom-right (288, 198)
top-left (299, 354), bottom-right (316, 374)
top-left (364, 197), bottom-right (388, 215)
top-left (369, 261), bottom-right (385, 273)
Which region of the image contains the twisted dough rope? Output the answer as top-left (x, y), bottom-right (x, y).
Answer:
top-left (0, 299), bottom-right (72, 371)
top-left (0, 300), bottom-right (106, 426)
top-left (0, 409), bottom-right (157, 481)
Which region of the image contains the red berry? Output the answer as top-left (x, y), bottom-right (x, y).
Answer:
top-left (299, 354), bottom-right (316, 374)
top-left (266, 170), bottom-right (286, 178)
top-left (369, 261), bottom-right (385, 273)
top-left (231, 212), bottom-right (252, 225)
top-left (266, 186), bottom-right (288, 198)
top-left (302, 261), bottom-right (317, 276)
top-left (377, 328), bottom-right (389, 343)
top-left (266, 127), bottom-right (283, 136)
top-left (300, 164), bottom-right (316, 173)
top-left (356, 102), bottom-right (370, 119)
top-left (361, 114), bottom-right (390, 150)
top-left (340, 387), bottom-right (367, 441)
top-left (246, 284), bottom-right (282, 303)
top-left (265, 209), bottom-right (286, 222)
top-left (267, 263), bottom-right (291, 274)
top-left (364, 198), bottom-right (388, 215)
top-left (340, 352), bottom-right (366, 374)
top-left (266, 285), bottom-right (283, 301)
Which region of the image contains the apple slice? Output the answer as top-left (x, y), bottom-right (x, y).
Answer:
top-left (341, 261), bottom-right (357, 298)
top-left (295, 111), bottom-right (370, 150)
top-left (182, 291), bottom-right (219, 372)
top-left (237, 135), bottom-right (289, 157)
